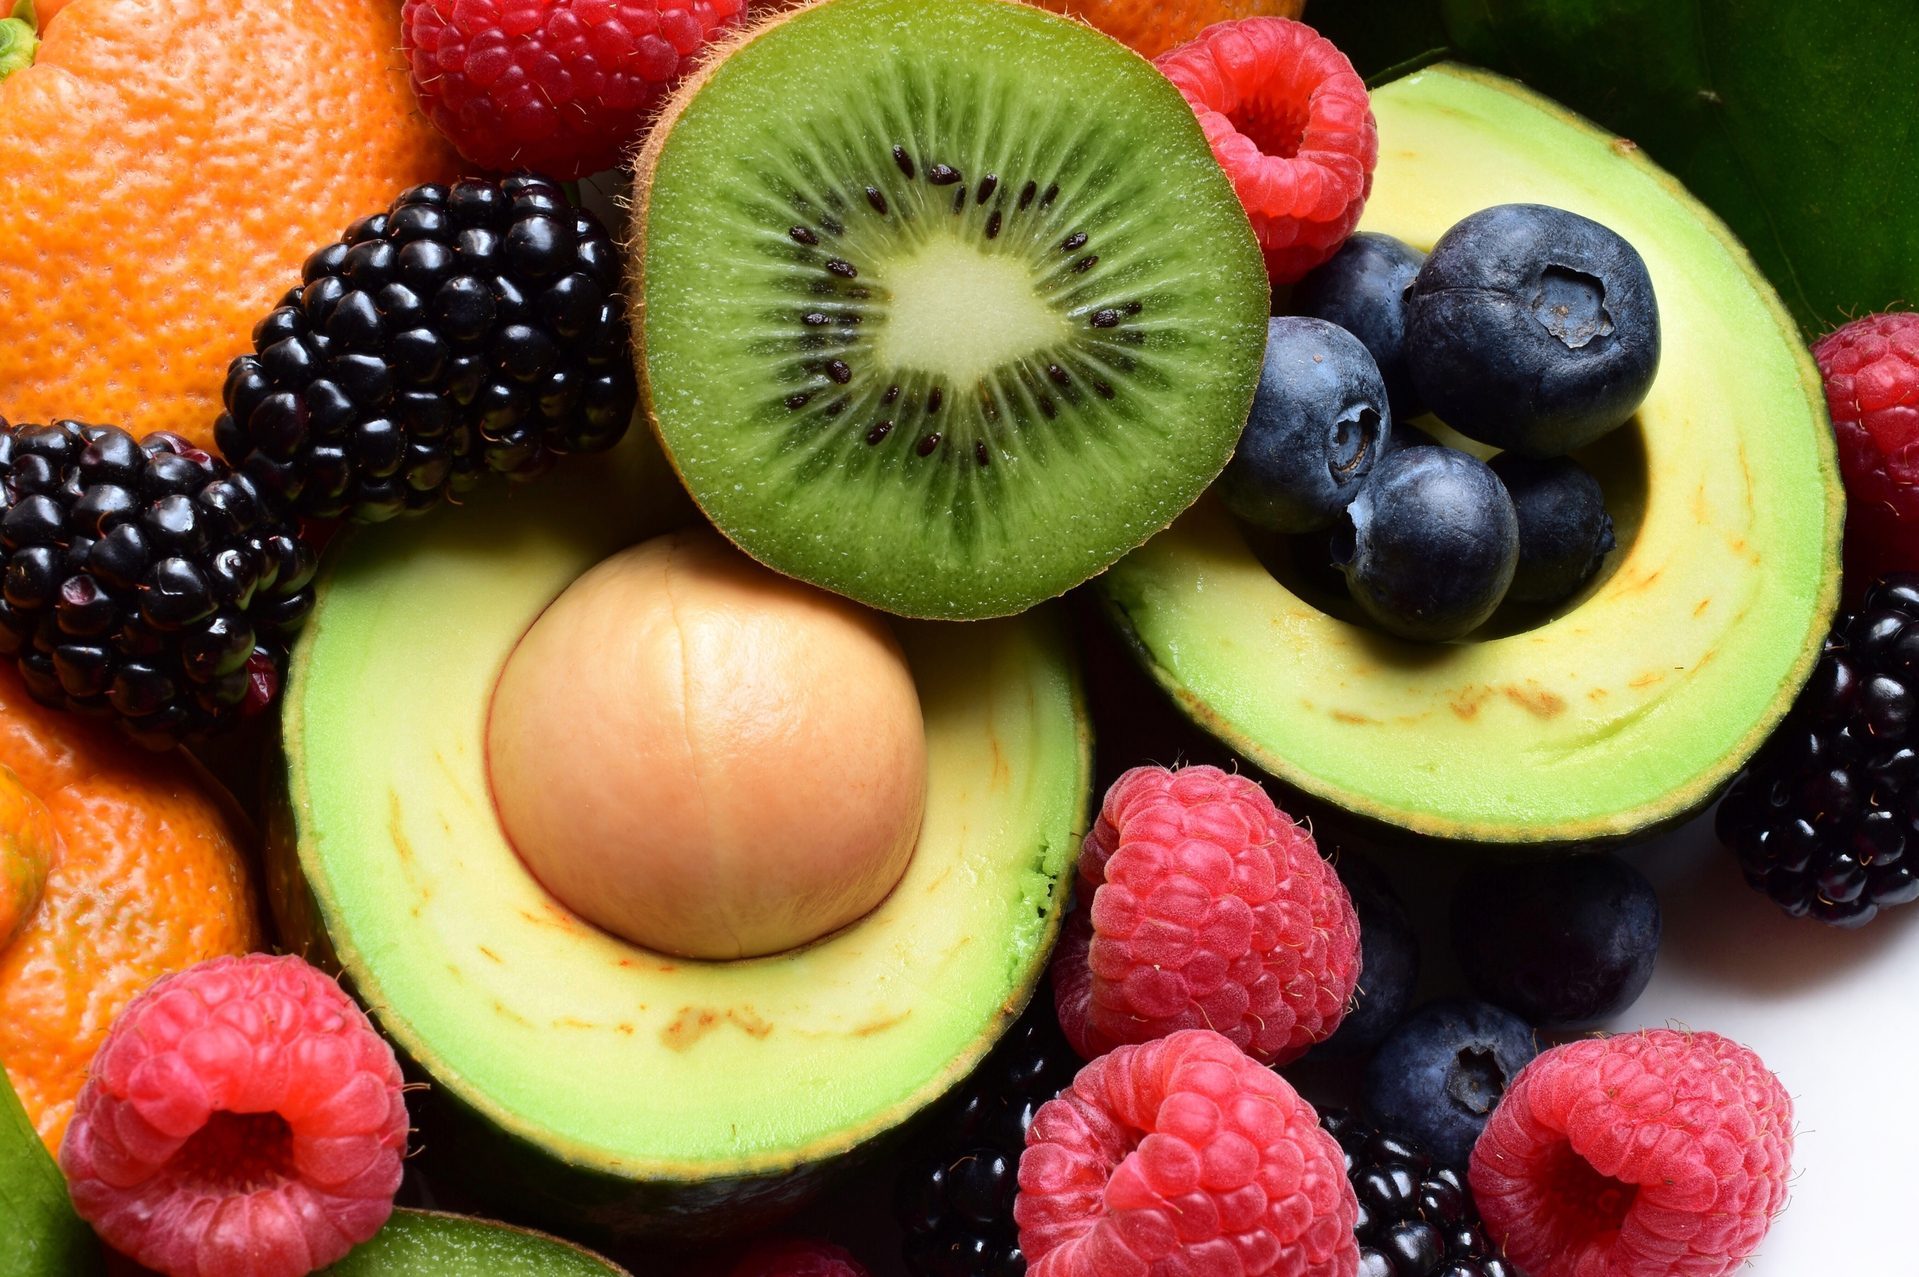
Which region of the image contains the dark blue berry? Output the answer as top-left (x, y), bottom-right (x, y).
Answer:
top-left (1488, 453), bottom-right (1617, 604)
top-left (1334, 447), bottom-right (1517, 642)
top-left (1406, 204), bottom-right (1660, 456)
top-left (1452, 852), bottom-right (1660, 1028)
top-left (1219, 317), bottom-right (1393, 534)
top-left (1313, 855), bottom-right (1419, 1057)
top-left (1294, 232), bottom-right (1427, 422)
top-left (1363, 1000), bottom-right (1538, 1168)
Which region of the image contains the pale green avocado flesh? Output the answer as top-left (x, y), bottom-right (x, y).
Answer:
top-left (275, 434), bottom-right (1090, 1230)
top-left (1103, 65), bottom-right (1842, 845)
top-left (639, 0), bottom-right (1268, 620)
top-left (321, 1211), bottom-right (626, 1275)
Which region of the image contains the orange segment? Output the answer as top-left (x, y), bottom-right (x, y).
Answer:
top-left (1026, 0), bottom-right (1305, 58)
top-left (0, 0), bottom-right (459, 451)
top-left (0, 669), bottom-right (261, 1152)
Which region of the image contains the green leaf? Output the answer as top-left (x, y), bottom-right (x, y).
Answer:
top-left (1, 1067), bottom-right (103, 1277)
top-left (1308, 0), bottom-right (1919, 335)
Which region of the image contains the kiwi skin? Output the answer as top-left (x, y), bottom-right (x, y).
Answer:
top-left (626, 0), bottom-right (1259, 617)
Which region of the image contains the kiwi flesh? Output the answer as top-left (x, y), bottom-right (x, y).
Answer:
top-left (633, 0), bottom-right (1269, 619)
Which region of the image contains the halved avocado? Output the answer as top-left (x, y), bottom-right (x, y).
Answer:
top-left (269, 435), bottom-right (1091, 1237)
top-left (322, 1210), bottom-right (627, 1275)
top-left (1100, 64), bottom-right (1842, 846)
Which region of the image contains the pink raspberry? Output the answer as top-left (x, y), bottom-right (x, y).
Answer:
top-left (1016, 1029), bottom-right (1357, 1277)
top-left (402, 0), bottom-right (748, 181)
top-left (1470, 1029), bottom-right (1794, 1277)
top-left (60, 954), bottom-right (410, 1277)
top-left (1813, 311), bottom-right (1919, 594)
top-left (1156, 19), bottom-right (1378, 285)
top-left (1052, 764), bottom-right (1360, 1065)
top-left (727, 1237), bottom-right (870, 1277)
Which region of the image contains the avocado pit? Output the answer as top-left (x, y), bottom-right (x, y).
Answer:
top-left (486, 529), bottom-right (927, 961)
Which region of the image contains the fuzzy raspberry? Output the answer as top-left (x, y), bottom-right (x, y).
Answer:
top-left (1052, 764), bottom-right (1360, 1066)
top-left (402, 0), bottom-right (747, 181)
top-left (727, 1237), bottom-right (870, 1277)
top-left (60, 954), bottom-right (409, 1277)
top-left (1470, 1029), bottom-right (1793, 1277)
top-left (1814, 311), bottom-right (1919, 594)
top-left (1016, 1029), bottom-right (1357, 1277)
top-left (1156, 19), bottom-right (1377, 285)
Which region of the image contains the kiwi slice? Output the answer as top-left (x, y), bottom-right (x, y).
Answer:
top-left (634, 0), bottom-right (1269, 619)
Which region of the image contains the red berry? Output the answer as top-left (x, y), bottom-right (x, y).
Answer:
top-left (60, 954), bottom-right (409, 1277)
top-left (1470, 1029), bottom-right (1793, 1277)
top-left (401, 0), bottom-right (747, 181)
top-left (1016, 1029), bottom-right (1358, 1277)
top-left (1052, 765), bottom-right (1360, 1065)
top-left (1813, 311), bottom-right (1919, 593)
top-left (1155, 19), bottom-right (1377, 285)
top-left (727, 1237), bottom-right (870, 1277)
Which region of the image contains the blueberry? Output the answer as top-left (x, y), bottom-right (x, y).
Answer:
top-left (1294, 232), bottom-right (1427, 422)
top-left (1386, 423), bottom-right (1439, 453)
top-left (1219, 317), bottom-right (1393, 534)
top-left (1312, 855), bottom-right (1419, 1057)
top-left (1363, 1000), bottom-right (1538, 1167)
top-left (1406, 204), bottom-right (1660, 456)
top-left (1453, 852), bottom-right (1660, 1029)
top-left (1489, 453), bottom-right (1617, 604)
top-left (1333, 447), bottom-right (1517, 642)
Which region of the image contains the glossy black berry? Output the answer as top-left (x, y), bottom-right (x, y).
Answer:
top-left (216, 174), bottom-right (636, 522)
top-left (896, 992), bottom-right (1080, 1277)
top-left (1322, 1110), bottom-right (1521, 1277)
top-left (0, 418), bottom-right (316, 747)
top-left (1718, 573), bottom-right (1919, 927)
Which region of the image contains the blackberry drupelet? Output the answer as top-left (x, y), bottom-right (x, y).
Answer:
top-left (216, 174), bottom-right (635, 522)
top-left (0, 419), bottom-right (317, 747)
top-left (1718, 574), bottom-right (1919, 927)
top-left (896, 993), bottom-right (1080, 1277)
top-left (1321, 1109), bottom-right (1522, 1277)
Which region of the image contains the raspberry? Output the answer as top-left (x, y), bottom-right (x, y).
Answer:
top-left (1469, 1030), bottom-right (1793, 1277)
top-left (402, 0), bottom-right (748, 181)
top-left (60, 954), bottom-right (409, 1277)
top-left (728, 1237), bottom-right (870, 1277)
top-left (1052, 764), bottom-right (1360, 1066)
top-left (1015, 1029), bottom-right (1358, 1277)
top-left (1155, 19), bottom-right (1377, 285)
top-left (1813, 312), bottom-right (1919, 593)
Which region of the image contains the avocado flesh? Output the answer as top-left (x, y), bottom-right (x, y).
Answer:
top-left (321, 1211), bottom-right (627, 1275)
top-left (1102, 64), bottom-right (1841, 845)
top-left (275, 434), bottom-right (1090, 1231)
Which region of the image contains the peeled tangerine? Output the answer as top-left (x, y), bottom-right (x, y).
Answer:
top-left (488, 529), bottom-right (927, 960)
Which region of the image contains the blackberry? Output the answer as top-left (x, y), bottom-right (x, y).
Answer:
top-left (1320, 1109), bottom-right (1522, 1277)
top-left (216, 174), bottom-right (635, 522)
top-left (0, 418), bottom-right (317, 747)
top-left (896, 993), bottom-right (1080, 1277)
top-left (1717, 574), bottom-right (1919, 927)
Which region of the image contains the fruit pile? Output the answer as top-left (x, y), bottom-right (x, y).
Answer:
top-left (0, 0), bottom-right (1900, 1273)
